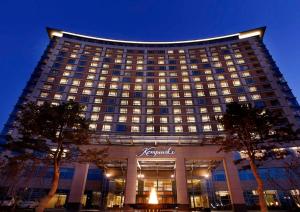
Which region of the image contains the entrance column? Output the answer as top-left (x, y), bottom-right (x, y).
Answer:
top-left (223, 153), bottom-right (247, 212)
top-left (67, 163), bottom-right (89, 211)
top-left (124, 156), bottom-right (137, 207)
top-left (175, 155), bottom-right (189, 208)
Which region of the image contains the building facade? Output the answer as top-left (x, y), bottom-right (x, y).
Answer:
top-left (1, 27), bottom-right (300, 211)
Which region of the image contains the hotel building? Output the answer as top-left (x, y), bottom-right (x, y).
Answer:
top-left (1, 27), bottom-right (300, 211)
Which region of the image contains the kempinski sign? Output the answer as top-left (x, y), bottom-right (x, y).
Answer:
top-left (137, 147), bottom-right (175, 157)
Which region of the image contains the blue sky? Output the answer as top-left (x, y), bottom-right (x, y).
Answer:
top-left (1, 0), bottom-right (300, 129)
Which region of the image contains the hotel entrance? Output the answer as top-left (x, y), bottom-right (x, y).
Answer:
top-left (135, 159), bottom-right (177, 205)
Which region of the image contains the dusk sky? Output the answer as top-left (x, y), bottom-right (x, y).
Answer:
top-left (1, 0), bottom-right (300, 129)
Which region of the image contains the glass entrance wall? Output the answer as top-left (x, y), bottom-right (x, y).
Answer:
top-left (136, 159), bottom-right (176, 204)
top-left (103, 160), bottom-right (127, 209)
top-left (185, 160), bottom-right (231, 210)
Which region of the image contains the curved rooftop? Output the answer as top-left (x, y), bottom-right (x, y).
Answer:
top-left (47, 27), bottom-right (266, 47)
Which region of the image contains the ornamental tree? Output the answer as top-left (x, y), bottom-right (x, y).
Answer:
top-left (1, 100), bottom-right (107, 212)
top-left (213, 102), bottom-right (298, 212)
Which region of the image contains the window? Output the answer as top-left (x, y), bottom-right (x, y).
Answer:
top-left (213, 106), bottom-right (222, 112)
top-left (233, 80), bottom-right (241, 86)
top-left (60, 78), bottom-right (68, 84)
top-left (200, 107), bottom-right (207, 113)
top-left (160, 126), bottom-right (168, 133)
top-left (133, 100), bottom-right (141, 106)
top-left (188, 126), bottom-right (197, 132)
top-left (251, 94), bottom-right (261, 100)
top-left (54, 94), bottom-right (62, 100)
top-left (249, 86), bottom-right (257, 92)
top-left (187, 116), bottom-right (196, 123)
top-left (92, 106), bottom-right (101, 112)
top-left (104, 115), bottom-right (113, 122)
top-left (160, 117), bottom-right (168, 123)
top-left (89, 123), bottom-right (97, 130)
top-left (203, 124), bottom-right (212, 132)
top-left (174, 108), bottom-right (181, 114)
top-left (185, 100), bottom-right (193, 105)
top-left (131, 126), bottom-right (140, 132)
top-left (40, 92), bottom-right (48, 98)
top-left (225, 97), bottom-right (233, 103)
top-left (82, 89), bottom-right (92, 95)
top-left (120, 108), bottom-right (127, 114)
top-left (222, 89), bottom-right (231, 95)
top-left (146, 126), bottom-right (154, 132)
top-left (118, 116), bottom-right (127, 122)
top-left (133, 108), bottom-right (141, 114)
top-left (174, 116), bottom-right (182, 123)
top-left (238, 96), bottom-right (247, 102)
top-left (132, 116), bottom-right (140, 123)
top-left (102, 124), bottom-right (111, 131)
top-left (202, 115), bottom-right (210, 122)
top-left (91, 114), bottom-right (99, 121)
top-left (217, 124), bottom-right (224, 131)
top-left (175, 126), bottom-right (183, 133)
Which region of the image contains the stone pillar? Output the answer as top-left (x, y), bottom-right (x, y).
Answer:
top-left (124, 156), bottom-right (137, 207)
top-left (175, 156), bottom-right (189, 209)
top-left (67, 163), bottom-right (89, 211)
top-left (223, 154), bottom-right (247, 212)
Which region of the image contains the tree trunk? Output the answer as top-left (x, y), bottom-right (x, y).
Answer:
top-left (249, 159), bottom-right (268, 212)
top-left (35, 161), bottom-right (60, 212)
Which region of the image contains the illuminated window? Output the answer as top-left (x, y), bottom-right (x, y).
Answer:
top-left (228, 66), bottom-right (236, 72)
top-left (209, 90), bottom-right (218, 96)
top-left (172, 92), bottom-right (180, 98)
top-left (47, 77), bottom-right (55, 83)
top-left (69, 87), bottom-right (78, 93)
top-left (191, 65), bottom-right (198, 69)
top-left (63, 71), bottom-right (71, 77)
top-left (120, 108), bottom-right (127, 114)
top-left (237, 59), bottom-right (245, 64)
top-left (202, 115), bottom-right (210, 122)
top-left (133, 100), bottom-right (141, 106)
top-left (175, 126), bottom-right (183, 132)
top-left (123, 84), bottom-right (130, 90)
top-left (89, 123), bottom-right (97, 130)
top-left (60, 78), bottom-right (68, 84)
top-left (231, 73), bottom-right (238, 78)
top-left (197, 91), bottom-right (205, 97)
top-left (226, 60), bottom-right (234, 66)
top-left (181, 65), bottom-right (188, 70)
top-left (222, 89), bottom-right (231, 95)
top-left (205, 69), bottom-right (212, 74)
top-left (206, 76), bottom-right (214, 81)
top-left (132, 116), bottom-right (140, 123)
top-left (159, 93), bottom-right (167, 98)
top-left (40, 92), bottom-right (48, 98)
top-left (159, 100), bottom-right (167, 106)
top-left (159, 78), bottom-right (166, 83)
top-left (174, 116), bottom-right (182, 123)
top-left (54, 94), bottom-right (62, 100)
top-left (104, 115), bottom-right (113, 122)
top-left (111, 77), bottom-right (119, 82)
top-left (213, 106), bottom-right (222, 112)
top-left (203, 124), bottom-right (212, 132)
top-left (220, 81), bottom-right (228, 88)
top-left (249, 86), bottom-right (257, 92)
top-left (120, 100), bottom-right (128, 105)
top-left (65, 65), bottom-right (73, 70)
top-left (147, 100), bottom-right (154, 106)
top-left (96, 90), bottom-right (104, 96)
top-left (174, 108), bottom-right (181, 114)
top-left (83, 89), bottom-right (92, 95)
top-left (184, 92), bottom-right (192, 97)
top-left (251, 94), bottom-right (261, 100)
top-left (147, 109), bottom-right (154, 114)
top-left (93, 106), bottom-right (101, 112)
top-left (110, 83), bottom-right (118, 89)
top-left (186, 116), bottom-right (195, 123)
top-left (85, 81), bottom-right (93, 87)
top-left (172, 101), bottom-right (180, 106)
top-left (233, 80), bottom-right (241, 86)
top-left (67, 96), bottom-right (75, 101)
top-left (200, 107), bottom-right (207, 113)
top-left (224, 55), bottom-right (231, 60)
top-left (146, 126), bottom-right (154, 132)
top-left (188, 126), bottom-right (197, 132)
top-left (102, 124), bottom-right (111, 131)
top-left (171, 84), bottom-right (179, 90)
top-left (94, 98), bottom-right (102, 103)
top-left (133, 108), bottom-right (141, 114)
top-left (108, 91), bottom-right (117, 97)
top-left (118, 116), bottom-right (127, 122)
top-left (147, 116), bottom-right (154, 123)
top-left (147, 92), bottom-right (154, 98)
top-left (160, 126), bottom-right (168, 133)
top-left (208, 83), bottom-right (215, 88)
top-left (160, 117), bottom-right (168, 123)
top-left (217, 124), bottom-right (224, 131)
top-left (242, 72), bottom-right (250, 77)
top-left (159, 85), bottom-right (166, 90)
top-left (238, 96), bottom-right (247, 102)
top-left (185, 100), bottom-right (193, 105)
top-left (91, 114), bottom-right (99, 121)
top-left (122, 92), bottom-right (129, 97)
top-left (225, 97), bottom-right (233, 103)
top-left (183, 84), bottom-right (191, 90)
top-left (115, 59), bottom-right (122, 63)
